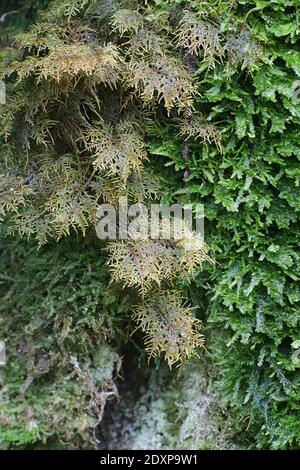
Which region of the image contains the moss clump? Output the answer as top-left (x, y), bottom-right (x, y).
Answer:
top-left (0, 234), bottom-right (126, 449)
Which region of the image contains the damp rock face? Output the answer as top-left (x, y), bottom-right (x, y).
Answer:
top-left (100, 358), bottom-right (240, 450)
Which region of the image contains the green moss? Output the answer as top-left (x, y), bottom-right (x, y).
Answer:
top-left (0, 234), bottom-right (128, 449)
top-left (148, 0), bottom-right (300, 449)
top-left (0, 0), bottom-right (299, 450)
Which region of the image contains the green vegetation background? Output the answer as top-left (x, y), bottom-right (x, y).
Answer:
top-left (0, 0), bottom-right (299, 450)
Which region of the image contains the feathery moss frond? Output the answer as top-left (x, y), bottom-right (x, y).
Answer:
top-left (180, 115), bottom-right (222, 151)
top-left (176, 12), bottom-right (223, 68)
top-left (7, 42), bottom-right (121, 86)
top-left (112, 9), bottom-right (144, 35)
top-left (133, 291), bottom-right (204, 368)
top-left (86, 121), bottom-right (148, 182)
top-left (106, 229), bottom-right (212, 295)
top-left (127, 54), bottom-right (197, 112)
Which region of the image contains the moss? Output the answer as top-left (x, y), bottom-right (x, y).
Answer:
top-left (0, 234), bottom-right (126, 449)
top-left (0, 0), bottom-right (299, 450)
